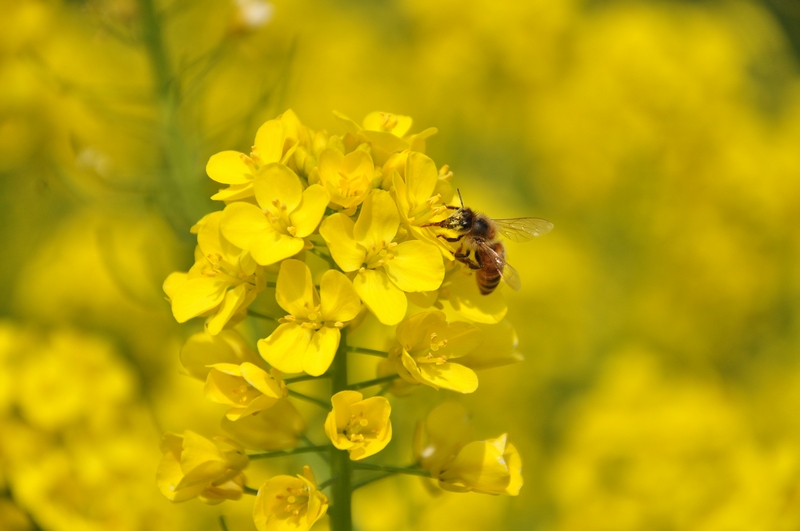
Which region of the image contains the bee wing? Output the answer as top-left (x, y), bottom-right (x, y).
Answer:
top-left (479, 243), bottom-right (522, 292)
top-left (494, 217), bottom-right (554, 242)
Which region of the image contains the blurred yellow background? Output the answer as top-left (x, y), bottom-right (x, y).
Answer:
top-left (2, 0), bottom-right (800, 529)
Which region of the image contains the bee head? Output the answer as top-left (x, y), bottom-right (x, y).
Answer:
top-left (441, 207), bottom-right (474, 232)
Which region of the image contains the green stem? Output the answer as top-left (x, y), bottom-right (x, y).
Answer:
top-left (219, 515), bottom-right (229, 531)
top-left (346, 347), bottom-right (389, 358)
top-left (247, 309), bottom-right (280, 322)
top-left (287, 389), bottom-right (330, 409)
top-left (375, 383), bottom-right (393, 397)
top-left (352, 472), bottom-right (394, 490)
top-left (317, 477), bottom-right (336, 491)
top-left (330, 329), bottom-right (352, 531)
top-left (248, 445), bottom-right (330, 460)
top-left (284, 373), bottom-right (331, 384)
top-left (347, 374), bottom-right (399, 390)
top-left (351, 463), bottom-right (431, 478)
top-left (243, 485), bottom-right (259, 496)
top-left (309, 247), bottom-right (337, 268)
top-left (302, 435), bottom-right (330, 464)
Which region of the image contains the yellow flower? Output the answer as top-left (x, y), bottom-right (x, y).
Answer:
top-left (438, 434), bottom-right (523, 496)
top-left (179, 329), bottom-right (263, 381)
top-left (457, 320), bottom-right (523, 370)
top-left (436, 265), bottom-right (508, 324)
top-left (316, 145), bottom-right (375, 210)
top-left (206, 115), bottom-right (297, 201)
top-left (334, 111), bottom-right (437, 165)
top-left (204, 363), bottom-right (288, 420)
top-left (222, 400), bottom-right (306, 451)
top-left (220, 164), bottom-right (329, 266)
top-left (389, 311), bottom-right (480, 393)
top-left (252, 466), bottom-right (328, 531)
top-left (392, 151), bottom-right (455, 247)
top-left (163, 212), bottom-right (263, 334)
top-left (414, 402), bottom-right (474, 475)
top-left (320, 190), bottom-right (445, 325)
top-left (157, 431), bottom-right (248, 504)
top-left (258, 259), bottom-right (360, 376)
top-left (324, 390), bottom-right (392, 460)
top-left (414, 403), bottom-right (522, 496)
top-left (282, 109), bottom-right (332, 177)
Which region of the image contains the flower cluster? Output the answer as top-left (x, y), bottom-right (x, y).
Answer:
top-left (160, 110), bottom-right (534, 531)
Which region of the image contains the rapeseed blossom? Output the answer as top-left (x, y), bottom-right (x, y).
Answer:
top-left (258, 259), bottom-right (360, 375)
top-left (253, 466), bottom-right (328, 531)
top-left (324, 391), bottom-right (392, 460)
top-left (160, 110), bottom-right (533, 531)
top-left (320, 190), bottom-right (445, 324)
top-left (157, 431), bottom-right (248, 504)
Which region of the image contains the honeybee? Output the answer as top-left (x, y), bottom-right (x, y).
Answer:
top-left (423, 191), bottom-right (553, 295)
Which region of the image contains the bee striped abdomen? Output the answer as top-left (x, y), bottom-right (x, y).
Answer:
top-left (476, 242), bottom-right (504, 295)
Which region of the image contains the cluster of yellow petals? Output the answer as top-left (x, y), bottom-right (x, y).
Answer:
top-left (415, 402), bottom-right (523, 496)
top-left (324, 391), bottom-right (392, 460)
top-left (253, 466), bottom-right (328, 531)
top-left (259, 259), bottom-right (361, 376)
top-left (159, 109), bottom-right (526, 530)
top-left (157, 431), bottom-right (248, 504)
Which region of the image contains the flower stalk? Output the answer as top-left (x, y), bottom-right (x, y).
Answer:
top-left (330, 329), bottom-right (352, 531)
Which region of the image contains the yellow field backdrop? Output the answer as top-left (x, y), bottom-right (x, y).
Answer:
top-left (2, 0), bottom-right (800, 530)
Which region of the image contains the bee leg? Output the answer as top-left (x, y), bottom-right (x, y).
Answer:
top-left (454, 250), bottom-right (482, 270)
top-left (437, 234), bottom-right (465, 243)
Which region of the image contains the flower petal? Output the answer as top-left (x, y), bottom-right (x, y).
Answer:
top-left (362, 112), bottom-right (413, 137)
top-left (418, 362), bottom-right (479, 393)
top-left (249, 229), bottom-right (304, 266)
top-left (442, 270), bottom-right (507, 324)
top-left (240, 362), bottom-right (284, 397)
top-left (353, 269), bottom-right (407, 325)
top-left (164, 273), bottom-right (227, 323)
top-left (304, 327), bottom-right (340, 376)
top-left (319, 213), bottom-right (365, 272)
top-left (353, 190), bottom-right (399, 250)
top-left (320, 270), bottom-right (361, 323)
top-left (206, 151), bottom-right (253, 184)
top-left (405, 152), bottom-right (438, 207)
top-left (180, 330), bottom-right (261, 381)
top-left (222, 400), bottom-right (305, 451)
top-left (253, 119), bottom-right (286, 164)
top-left (434, 320), bottom-right (481, 359)
top-left (275, 259), bottom-right (318, 318)
top-left (396, 311), bottom-right (447, 350)
top-left (205, 283), bottom-right (249, 335)
top-left (220, 202), bottom-right (270, 250)
top-left (290, 184), bottom-right (329, 238)
top-left (383, 240), bottom-right (444, 292)
top-left (197, 211), bottom-right (243, 265)
top-left (210, 182), bottom-right (254, 202)
top-left (253, 163), bottom-right (303, 213)
top-left (258, 323), bottom-right (312, 374)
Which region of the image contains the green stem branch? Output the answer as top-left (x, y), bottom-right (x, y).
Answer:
top-left (247, 309), bottom-right (280, 322)
top-left (309, 247), bottom-right (337, 269)
top-left (284, 374), bottom-right (331, 384)
top-left (346, 347), bottom-right (389, 358)
top-left (347, 374), bottom-right (399, 390)
top-left (287, 389), bottom-right (330, 409)
top-left (352, 463), bottom-right (431, 478)
top-left (248, 445), bottom-right (330, 460)
top-left (330, 330), bottom-right (352, 531)
top-left (352, 472), bottom-right (395, 490)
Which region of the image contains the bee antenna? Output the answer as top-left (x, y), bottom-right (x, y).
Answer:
top-left (457, 188), bottom-right (464, 207)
